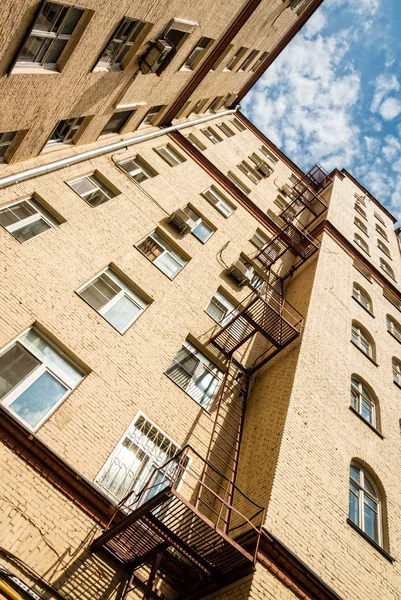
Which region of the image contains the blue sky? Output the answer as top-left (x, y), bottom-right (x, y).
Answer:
top-left (243, 0), bottom-right (401, 220)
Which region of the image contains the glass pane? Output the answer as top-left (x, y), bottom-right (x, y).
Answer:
top-left (81, 273), bottom-right (120, 311)
top-left (100, 40), bottom-right (120, 64)
top-left (0, 344), bottom-right (40, 400)
top-left (192, 220), bottom-right (212, 242)
top-left (61, 7), bottom-right (84, 35)
top-left (9, 371), bottom-right (67, 428)
top-left (35, 2), bottom-right (64, 32)
top-left (18, 37), bottom-right (50, 63)
top-left (156, 253), bottom-right (182, 278)
top-left (165, 29), bottom-right (186, 48)
top-left (102, 110), bottom-right (132, 134)
top-left (361, 399), bottom-right (373, 423)
top-left (97, 439), bottom-right (146, 500)
top-left (104, 295), bottom-right (141, 332)
top-left (218, 201), bottom-right (232, 217)
top-left (45, 38), bottom-right (68, 64)
top-left (206, 298), bottom-right (226, 323)
top-left (84, 188), bottom-right (109, 207)
top-left (364, 502), bottom-right (378, 542)
top-left (20, 330), bottom-right (83, 388)
top-left (70, 177), bottom-right (97, 196)
top-left (350, 464), bottom-right (360, 483)
top-left (349, 488), bottom-right (359, 525)
top-left (189, 369), bottom-right (220, 408)
top-left (12, 218), bottom-right (51, 243)
top-left (138, 237), bottom-right (164, 260)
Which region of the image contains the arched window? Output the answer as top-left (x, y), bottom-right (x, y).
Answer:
top-left (352, 283), bottom-right (373, 313)
top-left (354, 233), bottom-right (369, 254)
top-left (349, 462), bottom-right (382, 546)
top-left (351, 321), bottom-right (374, 359)
top-left (354, 193), bottom-right (366, 207)
top-left (387, 315), bottom-right (401, 343)
top-left (392, 358), bottom-right (401, 385)
top-left (380, 258), bottom-right (395, 280)
top-left (354, 217), bottom-right (368, 235)
top-left (374, 212), bottom-right (385, 226)
top-left (376, 224), bottom-right (388, 241)
top-left (354, 203), bottom-right (367, 219)
top-left (350, 377), bottom-right (376, 426)
top-left (378, 239), bottom-right (391, 258)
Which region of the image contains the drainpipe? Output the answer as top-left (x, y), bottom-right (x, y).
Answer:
top-left (0, 107), bottom-right (238, 190)
top-left (0, 579), bottom-right (26, 600)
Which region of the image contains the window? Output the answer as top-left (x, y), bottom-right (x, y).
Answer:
top-left (0, 131), bottom-right (18, 163)
top-left (78, 268), bottom-right (148, 333)
top-left (354, 193), bottom-right (366, 207)
top-left (118, 156), bottom-right (158, 183)
top-left (137, 231), bottom-right (187, 279)
top-left (0, 197), bottom-right (60, 243)
top-left (260, 145), bottom-right (278, 164)
top-left (380, 258), bottom-right (395, 280)
top-left (374, 212), bottom-right (386, 226)
top-left (387, 315), bottom-right (401, 343)
top-left (229, 118), bottom-right (246, 132)
top-left (250, 228), bottom-right (269, 249)
top-left (354, 233), bottom-right (369, 254)
top-left (392, 358), bottom-right (401, 385)
top-left (201, 127), bottom-right (223, 144)
top-left (184, 133), bottom-right (206, 152)
top-left (210, 44), bottom-right (233, 70)
top-left (216, 123), bottom-right (235, 138)
top-left (206, 290), bottom-right (239, 325)
top-left (383, 288), bottom-right (401, 312)
top-left (154, 144), bottom-right (186, 167)
top-left (376, 224), bottom-right (388, 241)
top-left (351, 322), bottom-right (374, 359)
top-left (46, 117), bottom-right (85, 146)
top-left (166, 340), bottom-right (223, 409)
top-left (190, 99), bottom-right (208, 115)
top-left (207, 96), bottom-right (224, 112)
top-left (237, 161), bottom-right (262, 185)
top-left (378, 239), bottom-right (391, 258)
top-left (14, 2), bottom-right (84, 70)
top-left (349, 462), bottom-right (382, 546)
top-left (163, 19), bottom-right (196, 51)
top-left (101, 110), bottom-right (134, 135)
top-left (179, 206), bottom-right (215, 243)
top-left (95, 413), bottom-right (180, 503)
top-left (350, 378), bottom-right (376, 427)
top-left (248, 153), bottom-right (273, 177)
top-left (225, 47), bottom-right (248, 71)
top-left (96, 18), bottom-right (147, 69)
top-left (140, 105), bottom-right (165, 128)
top-left (68, 172), bottom-right (118, 207)
top-left (250, 50), bottom-right (268, 72)
top-left (226, 171), bottom-right (251, 195)
top-left (201, 186), bottom-right (235, 217)
top-left (354, 217), bottom-right (368, 235)
top-left (0, 328), bottom-right (84, 431)
top-left (354, 203), bottom-right (367, 219)
top-left (352, 283), bottom-right (372, 313)
top-left (182, 36), bottom-right (214, 70)
top-left (237, 49), bottom-right (259, 71)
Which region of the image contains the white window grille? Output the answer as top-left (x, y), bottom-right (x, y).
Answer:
top-left (354, 217), bottom-right (368, 235)
top-left (376, 224), bottom-right (388, 241)
top-left (380, 258), bottom-right (395, 280)
top-left (349, 462), bottom-right (382, 546)
top-left (350, 378), bottom-right (376, 426)
top-left (137, 231), bottom-right (187, 279)
top-left (0, 197), bottom-right (59, 242)
top-left (0, 328), bottom-right (84, 431)
top-left (206, 290), bottom-right (238, 325)
top-left (95, 413), bottom-right (180, 503)
top-left (166, 341), bottom-right (223, 410)
top-left (351, 323), bottom-right (373, 358)
top-left (237, 161), bottom-right (262, 185)
top-left (182, 206), bottom-right (214, 242)
top-left (354, 233), bottom-right (369, 254)
top-left (392, 358), bottom-right (401, 385)
top-left (377, 239), bottom-right (391, 258)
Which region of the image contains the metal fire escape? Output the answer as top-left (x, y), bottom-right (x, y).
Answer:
top-left (90, 165), bottom-right (330, 599)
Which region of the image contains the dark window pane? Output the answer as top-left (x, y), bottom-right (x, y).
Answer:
top-left (19, 36), bottom-right (51, 63)
top-left (101, 110), bottom-right (133, 134)
top-left (165, 29), bottom-right (186, 48)
top-left (80, 273), bottom-right (119, 310)
top-left (45, 38), bottom-right (68, 64)
top-left (61, 7), bottom-right (84, 35)
top-left (35, 2), bottom-right (64, 32)
top-left (0, 344), bottom-right (40, 399)
top-left (8, 371), bottom-right (67, 428)
top-left (12, 218), bottom-right (51, 242)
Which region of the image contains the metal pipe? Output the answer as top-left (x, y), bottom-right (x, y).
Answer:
top-left (0, 578), bottom-right (26, 600)
top-left (0, 107), bottom-right (238, 190)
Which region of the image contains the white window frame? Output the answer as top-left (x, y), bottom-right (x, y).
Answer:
top-left (140, 105), bottom-right (165, 128)
top-left (201, 186), bottom-right (235, 217)
top-left (387, 315), bottom-right (401, 343)
top-left (250, 228), bottom-right (269, 249)
top-left (376, 224), bottom-right (388, 241)
top-left (380, 258), bottom-right (396, 280)
top-left (238, 161), bottom-right (262, 184)
top-left (182, 206), bottom-right (214, 243)
top-left (182, 36), bottom-right (213, 70)
top-left (184, 133), bottom-right (206, 151)
top-left (354, 233), bottom-right (369, 254)
top-left (0, 328), bottom-right (85, 432)
top-left (96, 18), bottom-right (147, 69)
top-left (68, 172), bottom-right (117, 207)
top-left (354, 216), bottom-right (368, 236)
top-left (351, 323), bottom-right (373, 358)
top-left (77, 267), bottom-right (148, 333)
top-left (0, 197), bottom-right (58, 242)
top-left (352, 283), bottom-right (372, 313)
top-left (95, 411), bottom-right (181, 504)
top-left (0, 131), bottom-right (18, 163)
top-left (349, 462), bottom-right (382, 546)
top-left (118, 156), bottom-right (157, 183)
top-left (260, 145), bottom-right (278, 164)
top-left (205, 290), bottom-right (239, 325)
top-left (217, 123), bottom-right (235, 138)
top-left (166, 340), bottom-right (223, 410)
top-left (350, 378), bottom-right (376, 427)
top-left (226, 171), bottom-right (251, 195)
top-left (392, 358), bottom-right (401, 385)
top-left (137, 231), bottom-right (187, 279)
top-left (377, 239), bottom-right (391, 258)
top-left (374, 212), bottom-right (386, 226)
top-left (154, 144), bottom-right (186, 167)
top-left (354, 203), bottom-right (367, 220)
top-left (201, 127), bottom-right (223, 144)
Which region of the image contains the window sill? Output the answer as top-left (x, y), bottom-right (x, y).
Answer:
top-left (352, 296), bottom-right (375, 317)
top-left (349, 406), bottom-right (384, 438)
top-left (11, 65), bottom-right (60, 76)
top-left (346, 520), bottom-right (394, 563)
top-left (388, 330), bottom-right (401, 345)
top-left (350, 340), bottom-right (378, 366)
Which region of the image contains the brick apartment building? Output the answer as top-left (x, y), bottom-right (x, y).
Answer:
top-left (0, 1), bottom-right (401, 599)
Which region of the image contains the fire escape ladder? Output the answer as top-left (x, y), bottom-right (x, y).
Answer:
top-left (280, 162), bottom-right (331, 223)
top-left (196, 359), bottom-right (249, 532)
top-left (209, 281), bottom-right (303, 358)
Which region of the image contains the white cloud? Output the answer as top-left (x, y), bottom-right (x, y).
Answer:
top-left (370, 73), bottom-right (400, 113)
top-left (378, 97), bottom-right (401, 120)
top-left (304, 10), bottom-right (327, 38)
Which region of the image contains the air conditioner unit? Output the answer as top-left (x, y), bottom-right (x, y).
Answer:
top-left (228, 260), bottom-right (254, 286)
top-left (256, 162), bottom-right (273, 177)
top-left (168, 208), bottom-right (197, 233)
top-left (138, 39), bottom-right (174, 75)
